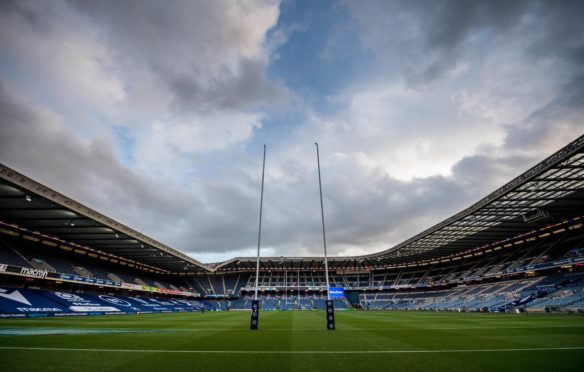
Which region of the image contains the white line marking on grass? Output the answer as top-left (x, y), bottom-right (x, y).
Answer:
top-left (4, 325), bottom-right (581, 334)
top-left (165, 325), bottom-right (584, 331)
top-left (0, 346), bottom-right (583, 354)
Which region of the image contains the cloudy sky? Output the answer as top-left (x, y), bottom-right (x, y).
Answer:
top-left (0, 0), bottom-right (582, 262)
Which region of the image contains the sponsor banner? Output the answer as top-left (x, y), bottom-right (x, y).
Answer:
top-left (59, 273), bottom-right (73, 280)
top-left (142, 286), bottom-right (160, 292)
top-left (121, 282), bottom-right (142, 290)
top-left (54, 312), bottom-right (87, 317)
top-left (97, 295), bottom-right (133, 308)
top-left (127, 297), bottom-right (200, 312)
top-left (16, 307), bottom-right (63, 313)
top-left (44, 291), bottom-right (124, 313)
top-left (56, 273), bottom-right (119, 287)
top-left (241, 286), bottom-right (326, 292)
top-left (119, 283), bottom-right (192, 296)
top-left (0, 313), bottom-right (27, 318)
top-left (25, 313), bottom-right (49, 318)
top-left (95, 278), bottom-right (117, 286)
top-left (58, 273), bottom-right (81, 283)
top-left (1, 286), bottom-right (201, 317)
top-left (0, 288), bottom-right (69, 314)
top-left (56, 273), bottom-right (121, 287)
top-left (329, 287), bottom-right (345, 299)
top-left (73, 275), bottom-right (87, 282)
top-left (102, 279), bottom-right (121, 287)
top-left (69, 306), bottom-right (120, 312)
top-left (19, 267), bottom-right (48, 278)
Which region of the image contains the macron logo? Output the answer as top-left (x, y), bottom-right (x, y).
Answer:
top-left (0, 289), bottom-right (32, 306)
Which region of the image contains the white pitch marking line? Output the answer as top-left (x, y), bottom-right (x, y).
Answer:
top-left (2, 325), bottom-right (581, 334)
top-left (0, 346), bottom-right (583, 354)
top-left (143, 325), bottom-right (584, 331)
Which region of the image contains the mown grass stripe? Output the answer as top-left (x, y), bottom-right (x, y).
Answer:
top-left (1, 346), bottom-right (583, 354)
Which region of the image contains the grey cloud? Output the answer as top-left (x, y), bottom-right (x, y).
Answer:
top-left (1, 0), bottom-right (582, 262)
top-left (0, 84), bottom-right (193, 245)
top-left (0, 0), bottom-right (57, 33)
top-left (0, 77), bottom-right (578, 260)
top-left (526, 1), bottom-right (584, 62)
top-left (170, 58), bottom-right (288, 112)
top-left (504, 73), bottom-right (584, 152)
top-left (0, 0), bottom-right (286, 115)
top-left (0, 83), bottom-right (274, 256)
top-left (231, 153), bottom-right (482, 257)
top-left (452, 153), bottom-right (535, 193)
top-left (67, 0), bottom-right (287, 113)
top-left (320, 168), bottom-right (474, 251)
top-left (418, 0), bottom-right (527, 52)
top-left (344, 0), bottom-right (584, 83)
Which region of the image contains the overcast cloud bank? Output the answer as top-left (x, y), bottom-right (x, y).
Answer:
top-left (0, 0), bottom-right (582, 262)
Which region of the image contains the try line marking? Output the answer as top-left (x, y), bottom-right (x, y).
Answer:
top-left (0, 346), bottom-right (583, 354)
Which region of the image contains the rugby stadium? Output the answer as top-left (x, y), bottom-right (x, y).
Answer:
top-left (0, 135), bottom-right (583, 371)
top-left (2, 1), bottom-right (584, 369)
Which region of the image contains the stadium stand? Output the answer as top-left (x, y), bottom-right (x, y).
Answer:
top-left (0, 286), bottom-right (211, 317)
top-left (0, 136), bottom-right (583, 317)
top-left (1, 216), bottom-right (583, 316)
top-left (0, 239), bottom-right (32, 268)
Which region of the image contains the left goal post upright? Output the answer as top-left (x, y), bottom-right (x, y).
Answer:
top-left (251, 145), bottom-right (266, 330)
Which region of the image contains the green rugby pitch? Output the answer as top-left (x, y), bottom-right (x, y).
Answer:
top-left (1, 311), bottom-right (583, 371)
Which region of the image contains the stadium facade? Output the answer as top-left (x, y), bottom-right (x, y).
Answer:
top-left (1, 135), bottom-right (583, 317)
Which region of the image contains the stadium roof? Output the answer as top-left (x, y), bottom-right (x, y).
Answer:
top-left (0, 165), bottom-right (209, 273)
top-left (1, 135), bottom-right (583, 274)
